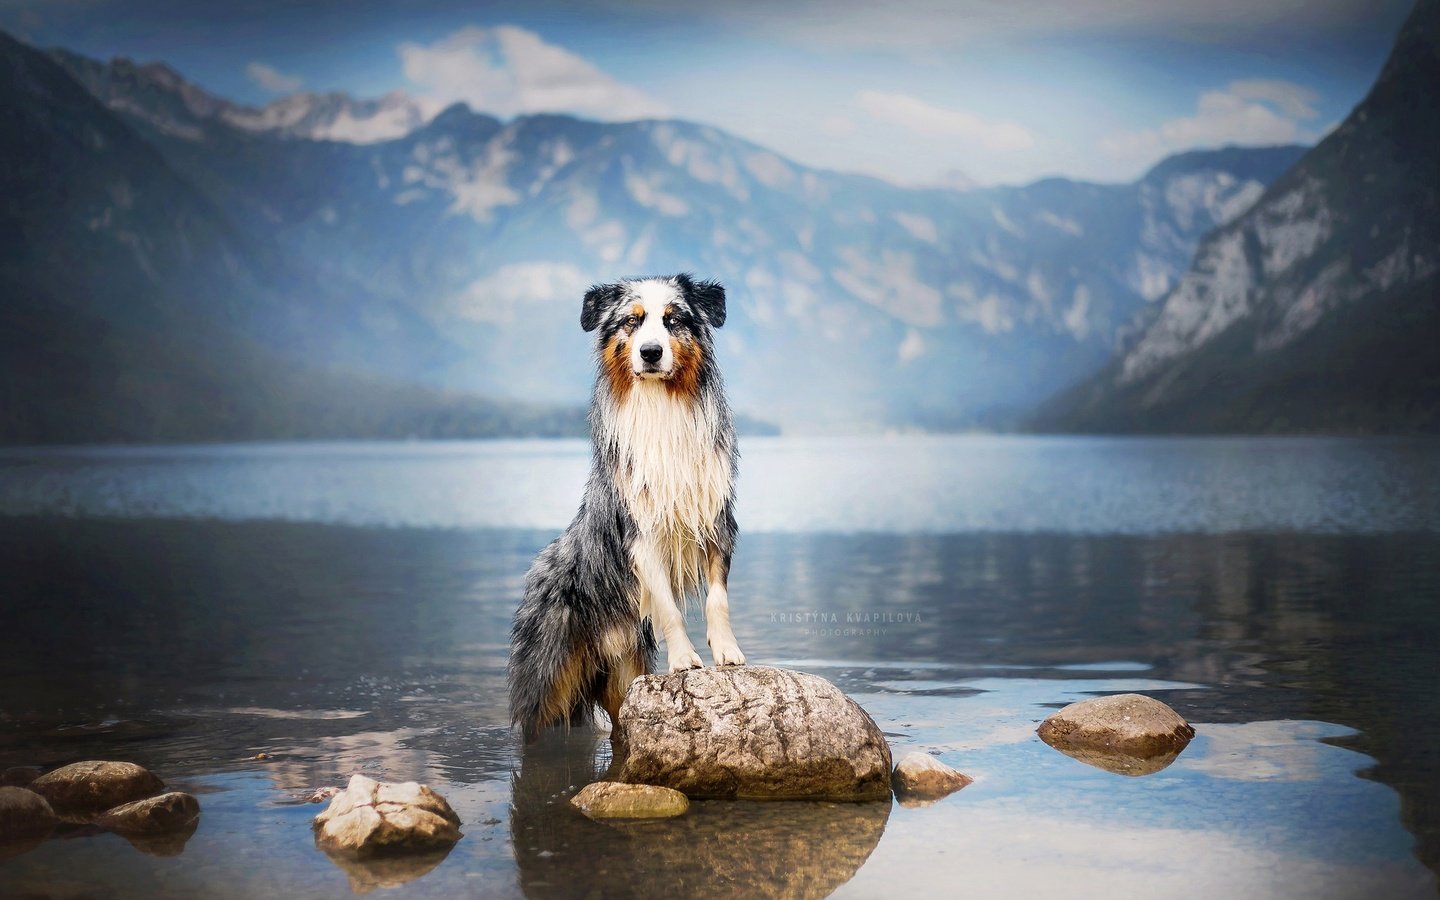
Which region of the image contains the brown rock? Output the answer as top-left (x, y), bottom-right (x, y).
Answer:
top-left (94, 792), bottom-right (200, 834)
top-left (0, 787), bottom-right (58, 843)
top-left (1, 767), bottom-right (40, 787)
top-left (570, 782), bottom-right (689, 819)
top-left (891, 752), bottom-right (973, 802)
top-left (313, 774), bottom-right (462, 856)
top-left (1037, 693), bottom-right (1195, 762)
top-left (29, 761), bottom-right (164, 812)
top-left (611, 666), bottom-right (892, 800)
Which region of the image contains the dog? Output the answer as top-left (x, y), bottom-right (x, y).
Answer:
top-left (509, 273), bottom-right (746, 741)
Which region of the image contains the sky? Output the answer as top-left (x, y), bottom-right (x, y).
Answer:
top-left (0, 0), bottom-right (1414, 186)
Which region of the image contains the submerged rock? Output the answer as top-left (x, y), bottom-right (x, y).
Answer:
top-left (94, 792), bottom-right (200, 834)
top-left (313, 774), bottom-right (462, 856)
top-left (1037, 693), bottom-right (1195, 765)
top-left (570, 782), bottom-right (689, 819)
top-left (891, 752), bottom-right (973, 803)
top-left (0, 787), bottom-right (58, 843)
top-left (611, 666), bottom-right (892, 800)
top-left (29, 761), bottom-right (164, 812)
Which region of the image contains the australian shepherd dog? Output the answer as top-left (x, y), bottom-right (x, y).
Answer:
top-left (509, 273), bottom-right (746, 741)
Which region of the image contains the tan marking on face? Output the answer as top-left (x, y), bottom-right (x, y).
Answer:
top-left (603, 332), bottom-right (633, 399)
top-left (630, 303), bottom-right (645, 320)
top-left (665, 336), bottom-right (703, 401)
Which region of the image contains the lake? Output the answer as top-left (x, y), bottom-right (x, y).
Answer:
top-left (1, 435), bottom-right (1438, 898)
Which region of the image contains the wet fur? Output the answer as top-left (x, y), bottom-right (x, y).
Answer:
top-left (509, 273), bottom-right (740, 741)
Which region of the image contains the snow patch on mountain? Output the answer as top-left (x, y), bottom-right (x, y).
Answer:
top-left (450, 261), bottom-right (590, 324)
top-left (892, 212), bottom-right (940, 244)
top-left (833, 248), bottom-right (944, 327)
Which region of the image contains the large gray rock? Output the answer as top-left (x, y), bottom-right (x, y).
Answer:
top-left (29, 761), bottom-right (164, 812)
top-left (1037, 693), bottom-right (1195, 764)
top-left (570, 782), bottom-right (689, 819)
top-left (94, 792), bottom-right (200, 834)
top-left (611, 666), bottom-right (892, 800)
top-left (313, 774), bottom-right (462, 856)
top-left (0, 787), bottom-right (58, 843)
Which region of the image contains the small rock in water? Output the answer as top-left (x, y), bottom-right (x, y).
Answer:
top-left (304, 786), bottom-right (341, 804)
top-left (1, 767), bottom-right (40, 788)
top-left (570, 782), bottom-right (689, 819)
top-left (611, 666), bottom-right (892, 800)
top-left (313, 774), bottom-right (462, 856)
top-left (891, 752), bottom-right (973, 804)
top-left (29, 761), bottom-right (165, 812)
top-left (1037, 693), bottom-right (1195, 764)
top-left (0, 787), bottom-right (59, 842)
top-left (94, 792), bottom-right (200, 834)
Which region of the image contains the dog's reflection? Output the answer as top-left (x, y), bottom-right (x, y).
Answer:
top-left (510, 731), bottom-right (892, 900)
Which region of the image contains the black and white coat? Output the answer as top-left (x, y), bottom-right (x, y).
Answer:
top-left (508, 274), bottom-right (744, 741)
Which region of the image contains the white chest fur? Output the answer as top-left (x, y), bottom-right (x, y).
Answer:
top-left (600, 383), bottom-right (731, 596)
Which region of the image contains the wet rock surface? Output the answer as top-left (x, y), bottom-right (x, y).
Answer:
top-left (891, 752), bottom-right (973, 803)
top-left (0, 787), bottom-right (58, 843)
top-left (1037, 693), bottom-right (1196, 761)
top-left (570, 782), bottom-right (690, 819)
top-left (29, 761), bottom-right (165, 812)
top-left (313, 774), bottom-right (462, 856)
top-left (611, 666), bottom-right (893, 800)
top-left (93, 792), bottom-right (201, 834)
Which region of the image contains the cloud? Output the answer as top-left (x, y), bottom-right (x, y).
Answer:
top-left (857, 91), bottom-right (1033, 151)
top-left (1226, 78), bottom-right (1320, 119)
top-left (398, 25), bottom-right (667, 121)
top-left (1101, 79), bottom-right (1320, 164)
top-left (643, 0), bottom-right (1388, 50)
top-left (245, 62), bottom-right (303, 93)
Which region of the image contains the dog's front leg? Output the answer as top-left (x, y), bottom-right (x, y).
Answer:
top-left (704, 550), bottom-right (746, 666)
top-left (633, 539), bottom-right (703, 673)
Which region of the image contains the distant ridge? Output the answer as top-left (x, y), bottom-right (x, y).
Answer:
top-left (1028, 0), bottom-right (1440, 434)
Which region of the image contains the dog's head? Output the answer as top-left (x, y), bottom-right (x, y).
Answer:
top-left (581, 273), bottom-right (726, 398)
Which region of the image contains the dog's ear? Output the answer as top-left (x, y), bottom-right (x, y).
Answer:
top-left (581, 283), bottom-right (622, 332)
top-left (676, 273), bottom-right (726, 328)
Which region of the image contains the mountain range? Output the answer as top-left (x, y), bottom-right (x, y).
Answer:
top-left (3, 9), bottom-right (1429, 442)
top-left (1029, 0), bottom-right (1440, 434)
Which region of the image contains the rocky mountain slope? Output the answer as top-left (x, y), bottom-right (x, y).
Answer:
top-left (1030, 0), bottom-right (1440, 434)
top-left (44, 44), bottom-right (1305, 430)
top-left (0, 32), bottom-right (582, 443)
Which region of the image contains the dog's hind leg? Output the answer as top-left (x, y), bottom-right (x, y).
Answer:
top-left (599, 642), bottom-right (648, 729)
top-left (703, 547), bottom-right (746, 666)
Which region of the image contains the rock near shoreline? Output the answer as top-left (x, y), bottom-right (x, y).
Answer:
top-left (611, 666), bottom-right (892, 800)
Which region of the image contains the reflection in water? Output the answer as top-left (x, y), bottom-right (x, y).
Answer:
top-left (510, 732), bottom-right (890, 900)
top-left (319, 846), bottom-right (455, 894)
top-left (117, 818), bottom-right (198, 857)
top-left (0, 517), bottom-right (1437, 894)
top-left (1043, 745), bottom-right (1183, 777)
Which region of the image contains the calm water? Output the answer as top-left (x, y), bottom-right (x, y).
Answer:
top-left (1, 436), bottom-right (1438, 898)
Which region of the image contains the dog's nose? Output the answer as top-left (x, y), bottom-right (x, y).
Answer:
top-left (639, 342), bottom-right (663, 364)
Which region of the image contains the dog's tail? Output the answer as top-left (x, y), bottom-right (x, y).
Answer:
top-left (509, 557), bottom-right (654, 741)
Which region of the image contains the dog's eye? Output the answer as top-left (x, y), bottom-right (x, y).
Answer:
top-left (624, 315), bottom-right (640, 328)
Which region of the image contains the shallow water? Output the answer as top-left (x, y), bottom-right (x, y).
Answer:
top-left (1, 437), bottom-right (1439, 898)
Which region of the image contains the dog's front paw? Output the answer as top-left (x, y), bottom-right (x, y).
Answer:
top-left (708, 633), bottom-right (747, 667)
top-left (667, 647), bottom-right (704, 673)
